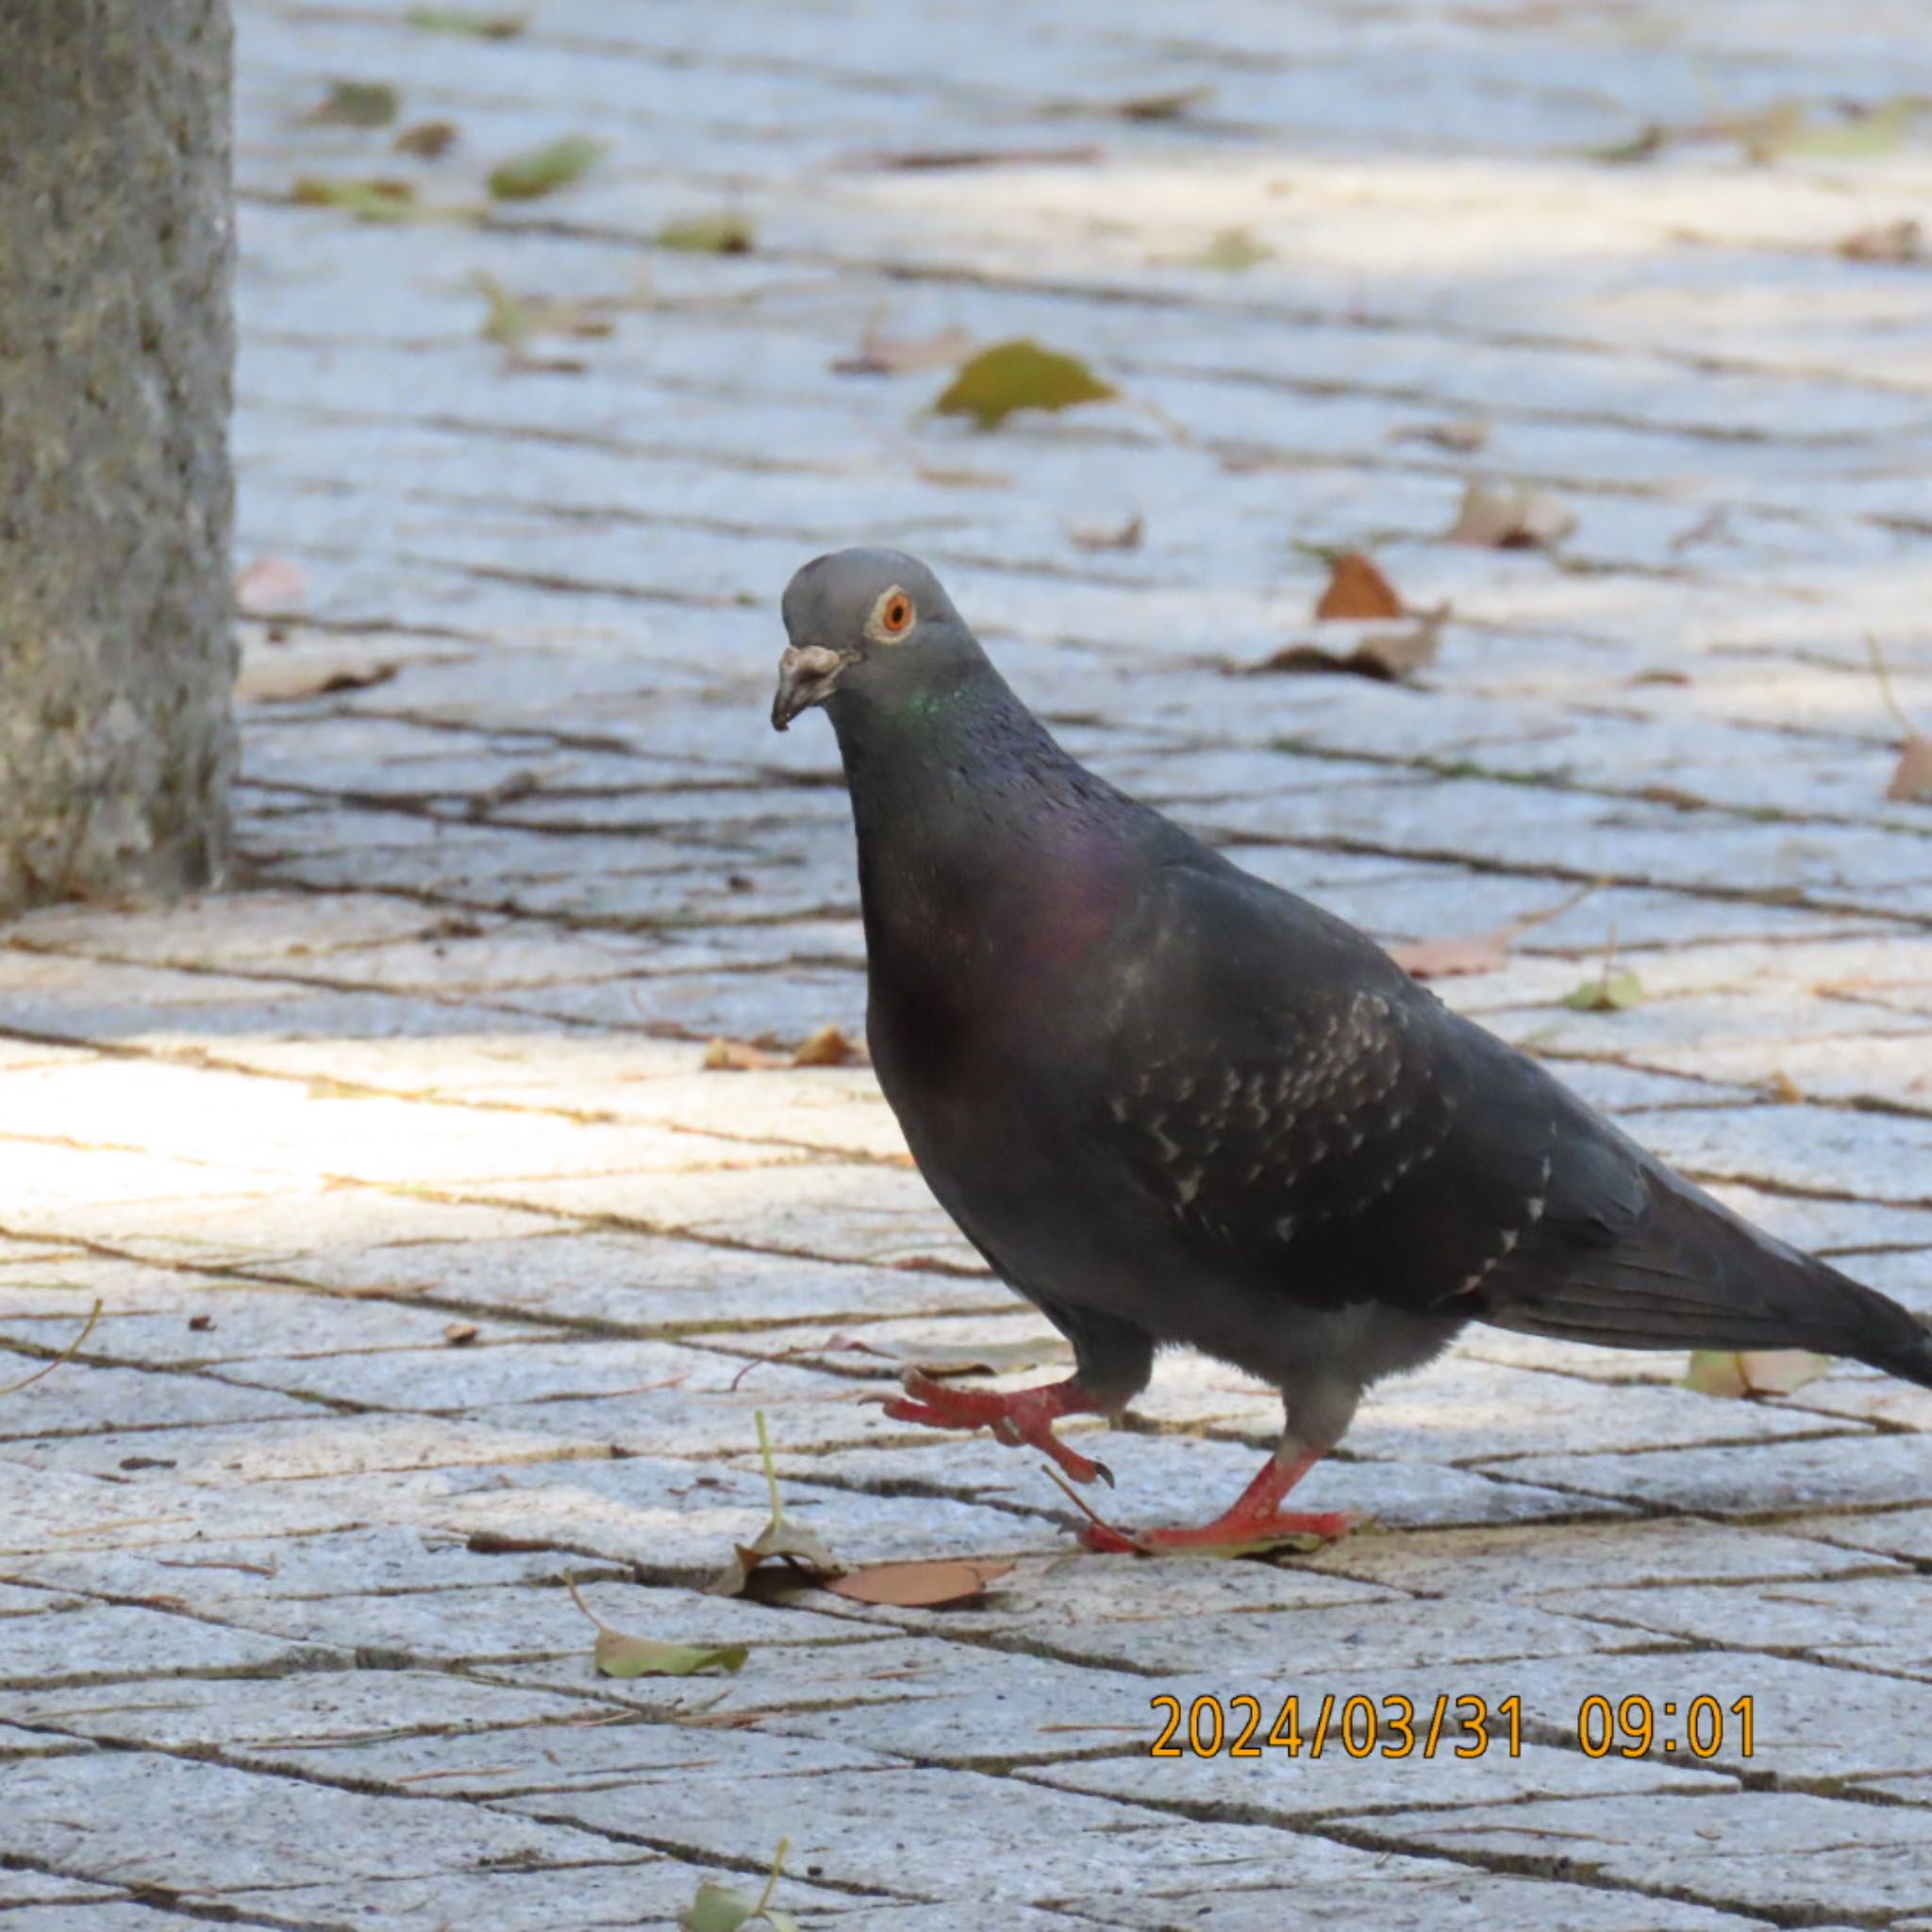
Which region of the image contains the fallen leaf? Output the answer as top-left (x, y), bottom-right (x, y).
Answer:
top-left (488, 135), bottom-right (606, 201)
top-left (566, 1579), bottom-right (748, 1677)
top-left (1314, 551), bottom-right (1403, 621)
top-left (474, 273), bottom-right (621, 352)
top-left (933, 339), bottom-right (1118, 430)
top-left (307, 80), bottom-right (399, 128)
top-left (791, 1024), bottom-right (862, 1068)
top-left (824, 1558), bottom-right (1014, 1607)
top-left (1446, 480), bottom-right (1576, 548)
top-left (1888, 736), bottom-right (1932, 802)
top-left (679, 1843), bottom-right (799, 1932)
top-left (706, 1414), bottom-right (842, 1597)
top-left (658, 211), bottom-right (756, 254)
top-left (1069, 513), bottom-right (1143, 553)
top-left (1187, 227), bottom-right (1271, 271)
top-left (1868, 636), bottom-right (1932, 803)
top-left (831, 325), bottom-right (975, 375)
top-left (1840, 217), bottom-right (1924, 263)
top-left (850, 144), bottom-right (1102, 171)
top-left (1387, 932), bottom-right (1512, 979)
top-left (234, 556), bottom-right (307, 616)
top-left (1560, 970), bottom-right (1644, 1012)
top-left (1738, 96), bottom-right (1919, 162)
top-left (1388, 880), bottom-right (1600, 982)
top-left (408, 6), bottom-right (526, 36)
top-left (1588, 122), bottom-right (1667, 164)
top-left (1391, 418), bottom-right (1491, 453)
top-left (394, 119), bottom-right (459, 158)
top-left (1768, 1071), bottom-right (1804, 1103)
top-left (291, 175), bottom-right (422, 222)
top-left (1684, 1350), bottom-right (1833, 1399)
top-left (1253, 606), bottom-right (1447, 684)
top-left (1113, 85), bottom-right (1214, 121)
top-left (703, 1037), bottom-right (787, 1072)
top-left (235, 646), bottom-right (398, 703)
top-left (442, 1322), bottom-right (480, 1347)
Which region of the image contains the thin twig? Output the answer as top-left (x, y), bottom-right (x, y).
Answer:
top-left (0, 1300), bottom-right (102, 1397)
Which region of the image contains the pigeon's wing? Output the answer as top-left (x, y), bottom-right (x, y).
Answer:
top-left (1092, 858), bottom-right (1932, 1374)
top-left (1091, 858), bottom-right (1590, 1316)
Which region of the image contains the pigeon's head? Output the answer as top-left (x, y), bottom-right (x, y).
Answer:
top-left (772, 548), bottom-right (974, 731)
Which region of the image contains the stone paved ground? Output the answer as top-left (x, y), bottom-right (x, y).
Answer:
top-left (3, 1), bottom-right (1932, 1925)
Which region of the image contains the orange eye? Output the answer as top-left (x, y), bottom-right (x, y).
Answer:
top-left (879, 591), bottom-right (914, 637)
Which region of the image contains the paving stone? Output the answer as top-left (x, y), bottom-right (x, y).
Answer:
top-left (496, 1760), bottom-right (1449, 1904)
top-left (0, 1671), bottom-right (592, 1755)
top-left (0, 1597), bottom-right (335, 1689)
top-left (1070, 1872), bottom-right (1768, 1932)
top-left (1337, 1790), bottom-right (1932, 1921)
top-left (0, 1749), bottom-right (657, 1894)
top-left (220, 1857), bottom-right (861, 1932)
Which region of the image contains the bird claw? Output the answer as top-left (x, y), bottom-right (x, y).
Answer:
top-left (875, 1369), bottom-right (1111, 1486)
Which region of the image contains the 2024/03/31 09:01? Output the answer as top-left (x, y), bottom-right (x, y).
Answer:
top-left (1147, 1693), bottom-right (1757, 1759)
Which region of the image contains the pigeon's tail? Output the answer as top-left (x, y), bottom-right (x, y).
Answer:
top-left (1479, 1161), bottom-right (1932, 1388)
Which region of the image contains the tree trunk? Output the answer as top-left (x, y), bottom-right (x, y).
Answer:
top-left (0, 0), bottom-right (236, 915)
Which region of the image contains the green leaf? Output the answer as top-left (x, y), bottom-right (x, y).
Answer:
top-left (933, 339), bottom-right (1118, 429)
top-left (1189, 227), bottom-right (1272, 271)
top-left (308, 80), bottom-right (399, 128)
top-left (1560, 970), bottom-right (1645, 1012)
top-left (408, 6), bottom-right (526, 37)
top-left (488, 135), bottom-right (607, 201)
top-left (679, 1839), bottom-right (796, 1932)
top-left (657, 213), bottom-right (756, 255)
top-left (595, 1629), bottom-right (748, 1678)
top-left (564, 1580), bottom-right (747, 1677)
top-left (680, 1882), bottom-right (761, 1932)
top-left (705, 1412), bottom-right (842, 1596)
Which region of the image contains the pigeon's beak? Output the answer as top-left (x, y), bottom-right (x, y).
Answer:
top-left (771, 643), bottom-right (852, 731)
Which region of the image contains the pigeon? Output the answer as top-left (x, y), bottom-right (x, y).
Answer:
top-left (773, 547), bottom-right (1932, 1552)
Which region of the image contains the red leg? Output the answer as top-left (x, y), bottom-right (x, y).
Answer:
top-left (1080, 1447), bottom-right (1357, 1554)
top-left (880, 1369), bottom-right (1114, 1486)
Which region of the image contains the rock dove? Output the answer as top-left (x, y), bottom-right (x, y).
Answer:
top-left (773, 547), bottom-right (1932, 1551)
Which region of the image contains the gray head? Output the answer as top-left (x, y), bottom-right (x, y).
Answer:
top-left (772, 548), bottom-right (979, 731)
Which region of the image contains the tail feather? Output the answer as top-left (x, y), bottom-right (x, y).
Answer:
top-left (1478, 1159), bottom-right (1932, 1388)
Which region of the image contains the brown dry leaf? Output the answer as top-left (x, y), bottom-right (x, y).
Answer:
top-left (831, 326), bottom-right (975, 375)
top-left (1887, 735), bottom-right (1932, 802)
top-left (824, 1558), bottom-right (1014, 1607)
top-left (703, 1037), bottom-right (788, 1072)
top-left (1069, 514), bottom-right (1143, 553)
top-left (790, 1024), bottom-right (863, 1068)
top-left (1840, 218), bottom-right (1924, 263)
top-left (235, 556), bottom-right (307, 616)
top-left (1314, 551), bottom-right (1403, 621)
top-left (1446, 480), bottom-right (1576, 549)
top-left (1684, 1350), bottom-right (1833, 1399)
top-left (1254, 606), bottom-right (1447, 684)
top-left (442, 1322), bottom-right (480, 1347)
top-left (394, 119), bottom-right (458, 158)
top-left (1386, 932), bottom-right (1512, 979)
top-left (1392, 418), bottom-right (1491, 453)
top-left (1768, 1071), bottom-right (1804, 1103)
top-left (1387, 879), bottom-right (1599, 982)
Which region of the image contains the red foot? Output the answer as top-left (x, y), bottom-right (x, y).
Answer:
top-left (1078, 1448), bottom-right (1357, 1555)
top-left (880, 1369), bottom-right (1113, 1486)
